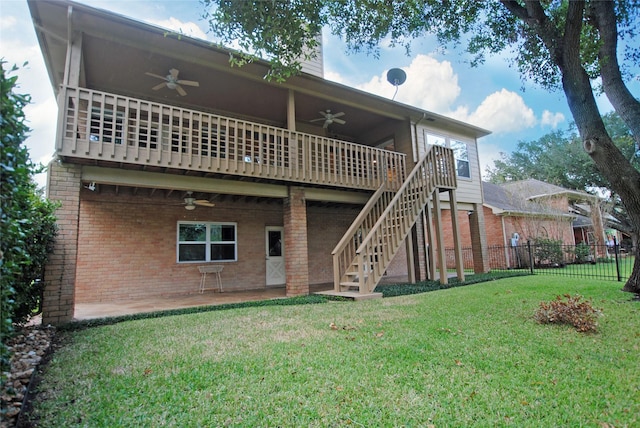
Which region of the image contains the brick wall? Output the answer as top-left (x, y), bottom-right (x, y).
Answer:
top-left (75, 190), bottom-right (284, 302)
top-left (75, 187), bottom-right (406, 303)
top-left (284, 187), bottom-right (309, 296)
top-left (43, 162), bottom-right (82, 325)
top-left (438, 209), bottom-right (473, 248)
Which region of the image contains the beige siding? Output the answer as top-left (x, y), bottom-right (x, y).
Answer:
top-left (415, 124), bottom-right (483, 205)
top-left (300, 35), bottom-right (324, 78)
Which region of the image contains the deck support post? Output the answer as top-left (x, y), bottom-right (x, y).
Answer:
top-left (469, 203), bottom-right (490, 273)
top-left (432, 190), bottom-right (448, 285)
top-left (449, 190), bottom-right (465, 282)
top-left (284, 186), bottom-right (309, 296)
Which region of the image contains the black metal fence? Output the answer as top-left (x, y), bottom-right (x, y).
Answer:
top-left (444, 242), bottom-right (636, 282)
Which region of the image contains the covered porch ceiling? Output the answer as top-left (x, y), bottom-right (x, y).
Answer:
top-left (29, 0), bottom-right (490, 146)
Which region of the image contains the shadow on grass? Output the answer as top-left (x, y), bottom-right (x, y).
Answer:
top-left (60, 271), bottom-right (531, 331)
top-left (375, 271), bottom-right (531, 297)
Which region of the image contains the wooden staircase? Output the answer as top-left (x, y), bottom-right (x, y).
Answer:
top-left (331, 145), bottom-right (457, 295)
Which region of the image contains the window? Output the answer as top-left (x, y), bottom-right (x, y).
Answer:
top-left (177, 222), bottom-right (237, 263)
top-left (423, 131), bottom-right (472, 179)
top-left (425, 133), bottom-right (446, 147)
top-left (450, 140), bottom-right (470, 178)
top-left (90, 104), bottom-right (124, 144)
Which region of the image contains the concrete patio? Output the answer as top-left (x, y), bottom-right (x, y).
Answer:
top-left (73, 276), bottom-right (410, 320)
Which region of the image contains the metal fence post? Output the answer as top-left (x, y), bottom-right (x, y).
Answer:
top-left (527, 240), bottom-right (534, 275)
top-left (614, 236), bottom-right (621, 282)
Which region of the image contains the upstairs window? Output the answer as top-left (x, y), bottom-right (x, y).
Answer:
top-left (450, 140), bottom-right (470, 178)
top-left (423, 131), bottom-right (472, 179)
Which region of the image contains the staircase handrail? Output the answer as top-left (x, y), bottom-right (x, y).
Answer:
top-left (331, 183), bottom-right (388, 256)
top-left (355, 145), bottom-right (456, 291)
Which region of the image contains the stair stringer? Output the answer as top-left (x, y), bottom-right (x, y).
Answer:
top-left (333, 145), bottom-right (457, 293)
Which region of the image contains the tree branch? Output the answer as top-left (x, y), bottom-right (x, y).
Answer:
top-left (499, 0), bottom-right (529, 22)
top-left (591, 0), bottom-right (640, 149)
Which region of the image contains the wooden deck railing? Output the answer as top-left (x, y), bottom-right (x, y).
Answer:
top-left (332, 145), bottom-right (457, 293)
top-left (57, 86), bottom-right (406, 191)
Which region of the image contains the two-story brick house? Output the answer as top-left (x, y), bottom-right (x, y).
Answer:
top-left (29, 0), bottom-right (491, 325)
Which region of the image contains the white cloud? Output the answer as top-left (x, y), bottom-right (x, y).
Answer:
top-left (339, 54), bottom-right (461, 113)
top-left (461, 89), bottom-right (537, 133)
top-left (477, 142), bottom-right (504, 179)
top-left (324, 70), bottom-right (347, 85)
top-left (541, 110), bottom-right (565, 128)
top-left (326, 54), bottom-right (542, 136)
top-left (1, 15), bottom-right (17, 30)
top-left (148, 17), bottom-right (209, 41)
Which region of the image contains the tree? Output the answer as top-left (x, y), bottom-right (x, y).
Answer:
top-left (486, 112), bottom-right (639, 249)
top-left (203, 0), bottom-right (640, 294)
top-left (0, 62), bottom-right (58, 381)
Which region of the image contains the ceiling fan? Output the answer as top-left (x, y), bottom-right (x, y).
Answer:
top-left (145, 68), bottom-right (200, 96)
top-left (183, 191), bottom-right (215, 210)
top-left (310, 109), bottom-right (346, 129)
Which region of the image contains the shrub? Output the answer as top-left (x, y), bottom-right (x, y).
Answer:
top-left (533, 237), bottom-right (564, 266)
top-left (573, 242), bottom-right (592, 264)
top-left (534, 294), bottom-right (601, 332)
top-left (1, 62), bottom-right (58, 380)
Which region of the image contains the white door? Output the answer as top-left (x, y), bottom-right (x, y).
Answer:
top-left (266, 227), bottom-right (285, 286)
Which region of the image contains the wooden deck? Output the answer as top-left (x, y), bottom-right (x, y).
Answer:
top-left (58, 86), bottom-right (406, 191)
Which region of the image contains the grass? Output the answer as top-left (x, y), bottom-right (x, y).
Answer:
top-left (28, 276), bottom-right (639, 427)
top-left (558, 256), bottom-right (636, 280)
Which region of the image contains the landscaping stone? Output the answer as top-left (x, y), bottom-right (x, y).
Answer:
top-left (1, 322), bottom-right (55, 428)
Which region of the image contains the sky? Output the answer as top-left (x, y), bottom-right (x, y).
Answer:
top-left (2, 0), bottom-right (638, 188)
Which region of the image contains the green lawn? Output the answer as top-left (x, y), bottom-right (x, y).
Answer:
top-left (29, 276), bottom-right (639, 427)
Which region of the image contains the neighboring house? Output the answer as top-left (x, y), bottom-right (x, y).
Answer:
top-left (482, 179), bottom-right (605, 267)
top-left (29, 0), bottom-right (491, 325)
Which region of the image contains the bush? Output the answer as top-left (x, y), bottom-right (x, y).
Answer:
top-left (534, 294), bottom-right (601, 332)
top-left (1, 62), bottom-right (58, 380)
top-left (573, 242), bottom-right (592, 264)
top-left (533, 237), bottom-right (564, 266)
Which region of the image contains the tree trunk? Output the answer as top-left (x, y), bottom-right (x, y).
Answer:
top-left (591, 1), bottom-right (640, 149)
top-left (556, 3), bottom-right (640, 294)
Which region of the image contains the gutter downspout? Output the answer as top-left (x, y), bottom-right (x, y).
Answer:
top-left (501, 215), bottom-right (510, 268)
top-left (412, 113), bottom-right (428, 164)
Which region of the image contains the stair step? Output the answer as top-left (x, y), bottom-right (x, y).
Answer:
top-left (340, 281), bottom-right (361, 288)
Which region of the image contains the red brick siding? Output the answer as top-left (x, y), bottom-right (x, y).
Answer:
top-left (438, 209), bottom-right (473, 248)
top-left (42, 162), bottom-right (82, 325)
top-left (74, 189), bottom-right (410, 303)
top-left (284, 187), bottom-right (309, 296)
top-left (75, 190), bottom-right (283, 302)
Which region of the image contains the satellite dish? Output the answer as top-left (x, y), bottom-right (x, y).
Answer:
top-left (386, 68), bottom-right (406, 100)
top-left (387, 68), bottom-right (407, 86)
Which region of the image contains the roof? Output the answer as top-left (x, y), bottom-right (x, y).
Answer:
top-left (500, 179), bottom-right (596, 202)
top-left (482, 181), bottom-right (574, 218)
top-left (28, 0), bottom-right (491, 141)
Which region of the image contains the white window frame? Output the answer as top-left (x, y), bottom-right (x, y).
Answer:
top-left (450, 139), bottom-right (471, 179)
top-left (422, 130), bottom-right (472, 180)
top-left (177, 221), bottom-right (237, 263)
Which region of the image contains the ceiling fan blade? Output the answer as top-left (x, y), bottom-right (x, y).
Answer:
top-left (152, 82), bottom-right (167, 91)
top-left (194, 200), bottom-right (215, 207)
top-left (318, 111), bottom-right (329, 117)
top-left (323, 121), bottom-right (330, 129)
top-left (333, 118), bottom-right (346, 125)
top-left (332, 112), bottom-right (345, 118)
top-left (145, 72), bottom-right (167, 80)
top-left (177, 79), bottom-right (199, 87)
top-left (310, 118), bottom-right (325, 123)
top-left (169, 68), bottom-right (180, 80)
top-left (175, 84), bottom-right (187, 96)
